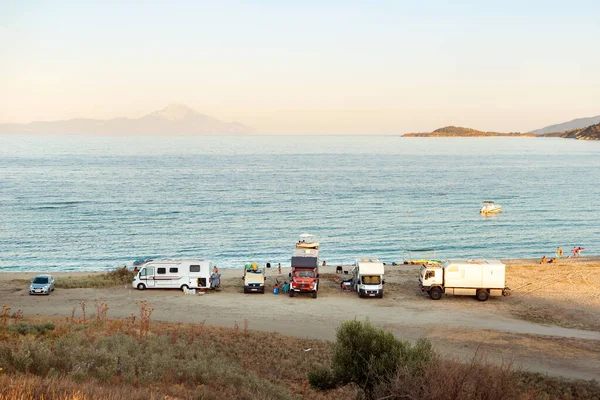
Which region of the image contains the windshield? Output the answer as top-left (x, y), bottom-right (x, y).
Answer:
top-left (33, 277), bottom-right (49, 284)
top-left (295, 270), bottom-right (315, 278)
top-left (362, 275), bottom-right (381, 284)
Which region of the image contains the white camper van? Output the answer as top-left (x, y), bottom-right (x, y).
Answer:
top-left (243, 262), bottom-right (265, 293)
top-left (419, 259), bottom-right (509, 301)
top-left (352, 258), bottom-right (385, 298)
top-left (132, 259), bottom-right (214, 291)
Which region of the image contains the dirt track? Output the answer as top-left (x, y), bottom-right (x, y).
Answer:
top-left (1, 258), bottom-right (599, 381)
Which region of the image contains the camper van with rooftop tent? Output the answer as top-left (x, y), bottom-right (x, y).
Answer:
top-left (243, 262), bottom-right (265, 293)
top-left (289, 247), bottom-right (320, 298)
top-left (132, 259), bottom-right (214, 291)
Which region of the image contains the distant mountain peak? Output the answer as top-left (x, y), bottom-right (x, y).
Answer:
top-left (148, 103), bottom-right (200, 121)
top-left (0, 104), bottom-right (256, 135)
top-left (530, 114), bottom-right (600, 135)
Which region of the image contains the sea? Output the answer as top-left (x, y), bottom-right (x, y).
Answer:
top-left (1, 135), bottom-right (599, 271)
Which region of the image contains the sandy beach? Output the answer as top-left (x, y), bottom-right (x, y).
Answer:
top-left (1, 257), bottom-right (599, 381)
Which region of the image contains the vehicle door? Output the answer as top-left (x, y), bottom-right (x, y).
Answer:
top-left (168, 266), bottom-right (181, 286)
top-left (155, 267), bottom-right (172, 286)
top-left (139, 267), bottom-right (156, 288)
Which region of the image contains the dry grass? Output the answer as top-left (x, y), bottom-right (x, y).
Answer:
top-left (0, 374), bottom-right (163, 400)
top-left (377, 356), bottom-right (600, 400)
top-left (0, 296), bottom-right (598, 400)
top-left (0, 304), bottom-right (354, 400)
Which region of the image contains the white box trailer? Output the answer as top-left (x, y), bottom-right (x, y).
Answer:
top-left (352, 258), bottom-right (385, 298)
top-left (419, 259), bottom-right (509, 301)
top-left (132, 259), bottom-right (214, 291)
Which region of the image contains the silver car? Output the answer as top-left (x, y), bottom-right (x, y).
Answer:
top-left (29, 275), bottom-right (55, 295)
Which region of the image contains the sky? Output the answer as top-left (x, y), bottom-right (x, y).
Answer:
top-left (1, 0), bottom-right (600, 134)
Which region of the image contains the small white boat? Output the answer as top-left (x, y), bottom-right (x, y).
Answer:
top-left (480, 201), bottom-right (502, 215)
top-left (296, 233), bottom-right (319, 249)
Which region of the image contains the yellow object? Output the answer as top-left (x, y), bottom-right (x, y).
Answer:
top-left (296, 242), bottom-right (320, 249)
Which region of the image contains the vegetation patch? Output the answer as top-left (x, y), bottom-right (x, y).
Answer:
top-left (308, 319), bottom-right (600, 400)
top-left (55, 268), bottom-right (135, 289)
top-left (0, 302), bottom-right (598, 400)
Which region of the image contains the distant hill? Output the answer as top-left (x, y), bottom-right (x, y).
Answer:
top-left (530, 115), bottom-right (600, 135)
top-left (0, 104), bottom-right (256, 135)
top-left (543, 123), bottom-right (600, 140)
top-left (403, 126), bottom-right (535, 137)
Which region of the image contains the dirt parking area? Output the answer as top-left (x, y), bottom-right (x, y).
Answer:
top-left (1, 258), bottom-right (599, 381)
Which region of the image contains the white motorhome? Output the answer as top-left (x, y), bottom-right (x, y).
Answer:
top-left (419, 259), bottom-right (509, 301)
top-left (352, 258), bottom-right (385, 298)
top-left (132, 259), bottom-right (214, 291)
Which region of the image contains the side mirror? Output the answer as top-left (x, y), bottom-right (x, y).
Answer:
top-left (317, 274), bottom-right (320, 278)
top-left (382, 280), bottom-right (386, 285)
top-left (288, 273), bottom-right (291, 278)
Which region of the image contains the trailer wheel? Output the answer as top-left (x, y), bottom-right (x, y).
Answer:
top-left (289, 290), bottom-right (295, 297)
top-left (312, 291), bottom-right (318, 299)
top-left (428, 287), bottom-right (442, 300)
top-left (476, 289), bottom-right (490, 302)
top-left (137, 283), bottom-right (146, 291)
top-left (181, 284), bottom-right (189, 292)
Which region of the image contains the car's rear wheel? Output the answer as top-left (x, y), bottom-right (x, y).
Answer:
top-left (181, 284), bottom-right (189, 292)
top-left (137, 283), bottom-right (146, 291)
top-left (289, 290), bottom-right (295, 297)
top-left (312, 291), bottom-right (318, 299)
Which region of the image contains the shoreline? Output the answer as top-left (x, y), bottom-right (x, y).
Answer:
top-left (1, 257), bottom-right (599, 380)
top-left (2, 255), bottom-right (599, 278)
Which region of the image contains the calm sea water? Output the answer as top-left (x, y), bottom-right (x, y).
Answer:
top-left (1, 135), bottom-right (599, 271)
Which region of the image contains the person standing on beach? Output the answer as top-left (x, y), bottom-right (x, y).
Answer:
top-left (571, 247), bottom-right (579, 257)
top-left (557, 247), bottom-right (563, 258)
top-left (213, 265), bottom-right (219, 274)
top-left (277, 263), bottom-right (281, 274)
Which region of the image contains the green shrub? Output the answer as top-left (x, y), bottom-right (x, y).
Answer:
top-left (8, 321), bottom-right (55, 335)
top-left (309, 319), bottom-right (434, 398)
top-left (307, 366), bottom-right (337, 390)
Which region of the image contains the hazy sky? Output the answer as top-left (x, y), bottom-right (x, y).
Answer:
top-left (1, 1), bottom-right (599, 134)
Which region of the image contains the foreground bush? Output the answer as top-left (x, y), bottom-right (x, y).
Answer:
top-left (309, 320), bottom-right (600, 400)
top-left (309, 319), bottom-right (433, 398)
